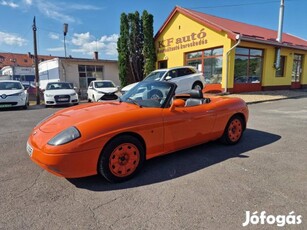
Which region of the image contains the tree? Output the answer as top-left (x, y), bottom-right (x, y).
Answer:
top-left (117, 13), bottom-right (132, 87)
top-left (142, 10), bottom-right (156, 76)
top-left (118, 10), bottom-right (156, 86)
top-left (128, 12), bottom-right (144, 82)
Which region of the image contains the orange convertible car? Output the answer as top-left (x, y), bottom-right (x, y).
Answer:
top-left (27, 81), bottom-right (248, 183)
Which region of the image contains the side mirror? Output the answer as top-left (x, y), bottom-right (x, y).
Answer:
top-left (88, 86), bottom-right (93, 89)
top-left (170, 99), bottom-right (185, 111)
top-left (165, 76), bottom-right (172, 81)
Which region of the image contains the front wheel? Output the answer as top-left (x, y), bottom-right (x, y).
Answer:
top-left (220, 115), bottom-right (244, 145)
top-left (98, 135), bottom-right (145, 183)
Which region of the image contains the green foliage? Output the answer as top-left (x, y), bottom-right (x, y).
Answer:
top-left (118, 10), bottom-right (156, 86)
top-left (142, 10), bottom-right (156, 76)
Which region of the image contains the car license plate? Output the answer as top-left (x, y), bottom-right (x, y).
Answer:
top-left (0, 104), bottom-right (12, 108)
top-left (26, 142), bottom-right (33, 157)
top-left (58, 98), bottom-right (69, 101)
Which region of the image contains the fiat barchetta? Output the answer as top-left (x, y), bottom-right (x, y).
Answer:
top-left (27, 81), bottom-right (248, 183)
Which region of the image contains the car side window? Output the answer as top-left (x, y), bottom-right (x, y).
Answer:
top-left (178, 68), bottom-right (194, 77)
top-left (167, 70), bottom-right (177, 78)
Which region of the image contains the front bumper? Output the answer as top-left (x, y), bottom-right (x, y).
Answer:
top-left (26, 137), bottom-right (100, 178)
top-left (0, 95), bottom-right (27, 108)
top-left (44, 94), bottom-right (79, 105)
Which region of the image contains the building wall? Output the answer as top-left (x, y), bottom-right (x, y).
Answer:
top-left (155, 11), bottom-right (307, 92)
top-left (156, 12), bottom-right (231, 69)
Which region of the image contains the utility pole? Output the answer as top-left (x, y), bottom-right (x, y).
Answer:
top-left (275, 0), bottom-right (285, 69)
top-left (32, 16), bottom-right (40, 105)
top-left (63, 23), bottom-right (68, 57)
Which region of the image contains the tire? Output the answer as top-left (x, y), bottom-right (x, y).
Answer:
top-left (148, 89), bottom-right (163, 100)
top-left (98, 135), bottom-right (145, 183)
top-left (220, 115), bottom-right (244, 145)
top-left (192, 82), bottom-right (203, 91)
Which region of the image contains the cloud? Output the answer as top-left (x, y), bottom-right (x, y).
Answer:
top-left (68, 4), bottom-right (102, 10)
top-left (46, 47), bottom-right (64, 52)
top-left (1, 0), bottom-right (19, 8)
top-left (49, 32), bottom-right (60, 40)
top-left (70, 32), bottom-right (119, 58)
top-left (20, 1), bottom-right (102, 23)
top-left (35, 0), bottom-right (76, 23)
top-left (23, 0), bottom-right (32, 5)
top-left (0, 31), bottom-right (27, 46)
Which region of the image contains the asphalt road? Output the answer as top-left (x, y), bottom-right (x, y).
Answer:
top-left (0, 98), bottom-right (306, 229)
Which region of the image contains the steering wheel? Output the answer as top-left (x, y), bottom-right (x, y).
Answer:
top-left (147, 89), bottom-right (163, 101)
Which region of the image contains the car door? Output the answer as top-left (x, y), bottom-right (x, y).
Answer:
top-left (162, 103), bottom-right (216, 153)
top-left (170, 68), bottom-right (192, 93)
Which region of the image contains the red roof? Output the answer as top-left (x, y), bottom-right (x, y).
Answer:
top-left (0, 52), bottom-right (56, 70)
top-left (156, 6), bottom-right (307, 51)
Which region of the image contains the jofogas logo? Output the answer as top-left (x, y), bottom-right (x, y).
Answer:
top-left (242, 211), bottom-right (302, 227)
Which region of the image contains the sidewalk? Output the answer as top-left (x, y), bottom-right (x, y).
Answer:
top-left (226, 89), bottom-right (307, 104)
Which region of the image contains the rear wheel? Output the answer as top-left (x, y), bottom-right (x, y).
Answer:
top-left (192, 82), bottom-right (203, 91)
top-left (98, 135), bottom-right (145, 183)
top-left (220, 115), bottom-right (244, 145)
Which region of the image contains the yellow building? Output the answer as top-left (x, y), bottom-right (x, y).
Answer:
top-left (155, 6), bottom-right (307, 93)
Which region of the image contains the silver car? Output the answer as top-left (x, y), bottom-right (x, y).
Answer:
top-left (121, 66), bottom-right (205, 94)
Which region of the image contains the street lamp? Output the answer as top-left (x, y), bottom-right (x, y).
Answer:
top-left (63, 23), bottom-right (68, 57)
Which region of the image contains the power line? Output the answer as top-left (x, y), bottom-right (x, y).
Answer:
top-left (189, 0), bottom-right (302, 10)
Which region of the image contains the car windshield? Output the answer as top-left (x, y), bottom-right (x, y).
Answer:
top-left (94, 81), bottom-right (115, 88)
top-left (143, 70), bottom-right (167, 81)
top-left (0, 82), bottom-right (22, 90)
top-left (120, 81), bottom-right (175, 108)
top-left (46, 82), bottom-right (73, 90)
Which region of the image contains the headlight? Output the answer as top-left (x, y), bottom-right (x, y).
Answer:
top-left (48, 126), bottom-right (81, 146)
top-left (70, 92), bottom-right (77, 96)
top-left (45, 94), bottom-right (53, 97)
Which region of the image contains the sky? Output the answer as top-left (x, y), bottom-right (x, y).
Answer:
top-left (0, 0), bottom-right (306, 60)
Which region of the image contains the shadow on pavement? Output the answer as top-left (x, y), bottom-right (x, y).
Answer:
top-left (68, 128), bottom-right (281, 191)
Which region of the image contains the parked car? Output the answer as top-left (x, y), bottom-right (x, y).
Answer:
top-left (121, 66), bottom-right (205, 95)
top-left (0, 80), bottom-right (29, 109)
top-left (87, 80), bottom-right (121, 102)
top-left (44, 82), bottom-right (79, 107)
top-left (27, 80), bottom-right (248, 183)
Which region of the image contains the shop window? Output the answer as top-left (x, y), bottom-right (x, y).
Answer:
top-left (275, 56), bottom-right (286, 77)
top-left (234, 47), bottom-right (263, 84)
top-left (292, 54), bottom-right (303, 82)
top-left (204, 56), bottom-right (223, 83)
top-left (186, 47), bottom-right (223, 83)
top-left (78, 64), bottom-right (104, 89)
top-left (158, 60), bottom-right (167, 69)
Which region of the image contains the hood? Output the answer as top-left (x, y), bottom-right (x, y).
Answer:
top-left (121, 82), bottom-right (138, 92)
top-left (95, 87), bottom-right (118, 94)
top-left (44, 89), bottom-right (76, 95)
top-left (0, 89), bottom-right (25, 97)
top-left (38, 102), bottom-right (139, 133)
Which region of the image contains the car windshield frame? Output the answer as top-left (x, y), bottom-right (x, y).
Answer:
top-left (0, 82), bottom-right (23, 90)
top-left (120, 81), bottom-right (176, 108)
top-left (46, 82), bottom-right (73, 90)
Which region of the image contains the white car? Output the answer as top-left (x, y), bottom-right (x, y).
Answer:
top-left (44, 82), bottom-right (79, 107)
top-left (0, 80), bottom-right (29, 109)
top-left (121, 66), bottom-right (205, 94)
top-left (87, 80), bottom-right (121, 102)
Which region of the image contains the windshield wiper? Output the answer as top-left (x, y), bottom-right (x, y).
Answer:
top-left (127, 97), bottom-right (142, 107)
